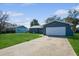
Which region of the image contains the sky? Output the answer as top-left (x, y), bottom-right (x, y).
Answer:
top-left (0, 3), bottom-right (79, 28)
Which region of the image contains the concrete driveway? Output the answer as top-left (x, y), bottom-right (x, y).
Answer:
top-left (0, 36), bottom-right (76, 56)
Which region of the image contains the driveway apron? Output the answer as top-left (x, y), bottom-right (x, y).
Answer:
top-left (0, 36), bottom-right (76, 56)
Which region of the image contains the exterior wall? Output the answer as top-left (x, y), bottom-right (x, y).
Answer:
top-left (16, 27), bottom-right (28, 33)
top-left (66, 26), bottom-right (73, 36)
top-left (43, 21), bottom-right (73, 36)
top-left (29, 28), bottom-right (43, 34)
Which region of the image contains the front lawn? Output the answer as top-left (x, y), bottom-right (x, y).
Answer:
top-left (0, 33), bottom-right (41, 49)
top-left (68, 33), bottom-right (79, 56)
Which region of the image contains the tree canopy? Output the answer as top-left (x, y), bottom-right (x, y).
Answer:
top-left (30, 19), bottom-right (40, 27)
top-left (65, 9), bottom-right (79, 32)
top-left (0, 11), bottom-right (9, 33)
top-left (46, 15), bottom-right (61, 24)
top-left (45, 9), bottom-right (79, 32)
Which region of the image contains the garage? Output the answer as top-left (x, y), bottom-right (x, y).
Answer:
top-left (46, 27), bottom-right (66, 36)
top-left (43, 21), bottom-right (73, 36)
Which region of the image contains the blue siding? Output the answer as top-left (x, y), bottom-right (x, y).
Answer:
top-left (16, 26), bottom-right (28, 33)
top-left (29, 28), bottom-right (43, 34)
top-left (66, 26), bottom-right (73, 36)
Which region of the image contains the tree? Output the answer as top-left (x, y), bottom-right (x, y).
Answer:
top-left (0, 11), bottom-right (9, 33)
top-left (46, 15), bottom-right (61, 24)
top-left (30, 19), bottom-right (40, 27)
top-left (65, 9), bottom-right (79, 32)
top-left (68, 9), bottom-right (79, 18)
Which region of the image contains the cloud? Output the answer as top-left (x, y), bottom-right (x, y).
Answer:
top-left (53, 9), bottom-right (68, 18)
top-left (73, 5), bottom-right (79, 10)
top-left (8, 17), bottom-right (31, 28)
top-left (6, 11), bottom-right (31, 28)
top-left (7, 11), bottom-right (24, 17)
top-left (53, 5), bottom-right (79, 18)
top-left (70, 5), bottom-right (79, 12)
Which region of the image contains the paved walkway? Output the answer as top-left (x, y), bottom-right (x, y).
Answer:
top-left (0, 36), bottom-right (76, 56)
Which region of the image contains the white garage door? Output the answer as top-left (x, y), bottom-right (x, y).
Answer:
top-left (46, 27), bottom-right (66, 36)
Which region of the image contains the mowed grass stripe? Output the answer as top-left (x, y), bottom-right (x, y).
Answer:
top-left (68, 33), bottom-right (79, 56)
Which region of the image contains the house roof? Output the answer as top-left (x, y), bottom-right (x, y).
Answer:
top-left (43, 20), bottom-right (73, 26)
top-left (30, 21), bottom-right (73, 29)
top-left (17, 26), bottom-right (27, 29)
top-left (30, 25), bottom-right (43, 28)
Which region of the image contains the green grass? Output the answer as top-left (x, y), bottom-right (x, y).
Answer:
top-left (0, 33), bottom-right (41, 49)
top-left (68, 33), bottom-right (79, 56)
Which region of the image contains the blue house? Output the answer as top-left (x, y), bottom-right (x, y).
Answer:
top-left (29, 26), bottom-right (43, 34)
top-left (16, 26), bottom-right (28, 33)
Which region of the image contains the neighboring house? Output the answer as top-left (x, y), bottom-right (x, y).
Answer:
top-left (16, 26), bottom-right (28, 33)
top-left (2, 22), bottom-right (17, 33)
top-left (43, 21), bottom-right (73, 36)
top-left (29, 25), bottom-right (43, 34)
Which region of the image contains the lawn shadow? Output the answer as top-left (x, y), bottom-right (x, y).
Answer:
top-left (67, 35), bottom-right (79, 40)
